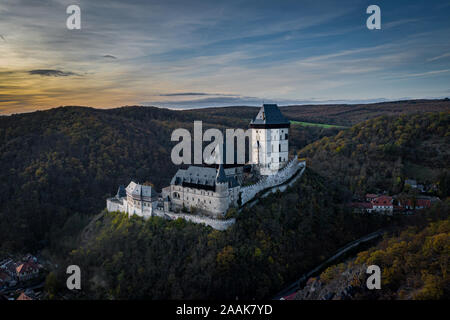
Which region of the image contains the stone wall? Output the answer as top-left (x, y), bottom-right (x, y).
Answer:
top-left (240, 158), bottom-right (305, 205)
top-left (153, 209), bottom-right (235, 231)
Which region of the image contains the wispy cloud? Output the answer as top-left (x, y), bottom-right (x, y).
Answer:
top-left (28, 69), bottom-right (79, 77)
top-left (1, 0), bottom-right (450, 114)
top-left (387, 68), bottom-right (450, 80)
top-left (427, 52), bottom-right (450, 62)
top-left (158, 92), bottom-right (237, 97)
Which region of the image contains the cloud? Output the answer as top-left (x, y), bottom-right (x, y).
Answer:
top-left (427, 52), bottom-right (450, 62)
top-left (28, 69), bottom-right (79, 77)
top-left (1, 0), bottom-right (450, 114)
top-left (387, 68), bottom-right (450, 80)
top-left (158, 92), bottom-right (236, 97)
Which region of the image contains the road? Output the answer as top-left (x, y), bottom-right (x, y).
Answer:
top-left (273, 229), bottom-right (385, 300)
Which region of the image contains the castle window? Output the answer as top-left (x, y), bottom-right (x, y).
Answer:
top-left (279, 144), bottom-right (281, 152)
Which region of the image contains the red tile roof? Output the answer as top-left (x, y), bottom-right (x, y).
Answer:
top-left (371, 196), bottom-right (393, 206)
top-left (401, 199), bottom-right (432, 208)
top-left (352, 202), bottom-right (373, 209)
top-left (17, 292), bottom-right (33, 300)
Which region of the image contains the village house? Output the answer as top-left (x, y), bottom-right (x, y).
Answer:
top-left (371, 195), bottom-right (394, 214)
top-left (400, 198), bottom-right (432, 210)
top-left (15, 260), bottom-right (40, 282)
top-left (352, 194), bottom-right (393, 214)
top-left (353, 193), bottom-right (439, 215)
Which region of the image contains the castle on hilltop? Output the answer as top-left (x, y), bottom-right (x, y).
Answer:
top-left (107, 104), bottom-right (305, 221)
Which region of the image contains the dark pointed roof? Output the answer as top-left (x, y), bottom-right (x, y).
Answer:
top-left (116, 185), bottom-right (126, 198)
top-left (216, 164), bottom-right (227, 183)
top-left (216, 134), bottom-right (228, 183)
top-left (250, 104), bottom-right (290, 127)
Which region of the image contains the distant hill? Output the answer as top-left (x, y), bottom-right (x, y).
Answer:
top-left (300, 112), bottom-right (450, 196)
top-left (185, 99), bottom-right (450, 127)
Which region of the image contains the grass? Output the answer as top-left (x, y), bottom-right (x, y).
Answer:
top-left (290, 120), bottom-right (348, 129)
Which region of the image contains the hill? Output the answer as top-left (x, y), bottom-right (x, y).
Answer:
top-left (300, 112), bottom-right (450, 196)
top-left (185, 99), bottom-right (450, 127)
top-left (0, 105), bottom-right (338, 253)
top-left (48, 169), bottom-right (389, 299)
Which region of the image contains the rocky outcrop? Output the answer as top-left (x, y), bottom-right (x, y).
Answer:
top-left (292, 264), bottom-right (369, 300)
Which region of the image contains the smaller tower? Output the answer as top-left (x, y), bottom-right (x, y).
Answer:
top-left (214, 137), bottom-right (230, 216)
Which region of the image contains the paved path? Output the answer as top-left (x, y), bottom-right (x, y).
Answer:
top-left (273, 229), bottom-right (385, 300)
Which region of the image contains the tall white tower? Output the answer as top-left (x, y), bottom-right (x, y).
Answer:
top-left (250, 104), bottom-right (290, 175)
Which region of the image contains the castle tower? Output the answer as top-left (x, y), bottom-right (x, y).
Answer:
top-left (215, 136), bottom-right (229, 196)
top-left (214, 136), bottom-right (230, 216)
top-left (249, 104), bottom-right (290, 175)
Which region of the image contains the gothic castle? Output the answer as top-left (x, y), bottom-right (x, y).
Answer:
top-left (106, 104), bottom-right (304, 221)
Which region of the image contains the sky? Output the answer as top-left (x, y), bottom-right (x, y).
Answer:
top-left (1, 0), bottom-right (450, 114)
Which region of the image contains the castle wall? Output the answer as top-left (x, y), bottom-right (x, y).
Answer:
top-left (106, 198), bottom-right (122, 212)
top-left (168, 184), bottom-right (239, 217)
top-left (240, 158), bottom-right (305, 205)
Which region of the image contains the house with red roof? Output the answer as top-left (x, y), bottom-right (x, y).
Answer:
top-left (400, 199), bottom-right (432, 210)
top-left (351, 202), bottom-right (373, 213)
top-left (17, 292), bottom-right (34, 300)
top-left (16, 261), bottom-right (40, 282)
top-left (371, 196), bottom-right (393, 214)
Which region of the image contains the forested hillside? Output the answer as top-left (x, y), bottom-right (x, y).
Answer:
top-left (301, 112), bottom-right (450, 196)
top-left (47, 169), bottom-right (388, 300)
top-left (1, 102), bottom-right (449, 300)
top-left (293, 201), bottom-right (450, 300)
top-left (0, 106), bottom-right (337, 253)
top-left (190, 99), bottom-right (450, 126)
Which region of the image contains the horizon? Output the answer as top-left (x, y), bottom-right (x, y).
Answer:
top-left (2, 97), bottom-right (450, 117)
top-left (1, 1), bottom-right (450, 115)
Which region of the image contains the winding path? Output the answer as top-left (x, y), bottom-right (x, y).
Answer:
top-left (273, 229), bottom-right (385, 300)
